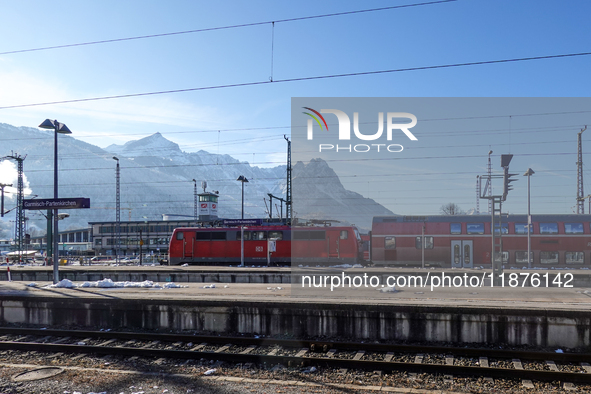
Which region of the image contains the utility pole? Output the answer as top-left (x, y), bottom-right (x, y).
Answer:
top-left (0, 183), bottom-right (12, 217)
top-left (487, 150), bottom-right (493, 214)
top-left (192, 179), bottom-right (197, 222)
top-left (480, 154), bottom-right (516, 286)
top-left (284, 135), bottom-right (292, 224)
top-left (475, 176), bottom-right (480, 214)
top-left (113, 157), bottom-right (121, 262)
top-left (4, 153), bottom-right (25, 259)
top-left (576, 126), bottom-right (587, 214)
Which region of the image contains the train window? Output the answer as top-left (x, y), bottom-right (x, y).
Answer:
top-left (515, 223), bottom-right (532, 234)
top-left (385, 236), bottom-right (396, 249)
top-left (466, 223), bottom-right (484, 234)
top-left (309, 231), bottom-right (326, 240)
top-left (565, 223), bottom-right (584, 234)
top-left (292, 230), bottom-right (308, 240)
top-left (450, 223), bottom-right (461, 234)
top-left (566, 252), bottom-right (584, 264)
top-left (354, 228), bottom-right (362, 241)
top-left (539, 223), bottom-right (558, 234)
top-left (491, 223), bottom-right (508, 235)
top-left (211, 232), bottom-right (226, 240)
top-left (515, 251), bottom-right (533, 265)
top-left (251, 231), bottom-right (267, 240)
top-left (269, 231), bottom-right (283, 240)
top-left (540, 251), bottom-right (559, 264)
top-left (175, 232), bottom-right (184, 240)
top-left (415, 236), bottom-right (433, 249)
top-left (236, 231), bottom-right (252, 241)
top-left (340, 230), bottom-right (348, 240)
top-left (195, 232), bottom-right (210, 240)
top-left (501, 251), bottom-right (509, 264)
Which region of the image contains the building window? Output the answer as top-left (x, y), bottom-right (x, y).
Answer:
top-left (466, 223), bottom-right (484, 234)
top-left (450, 223), bottom-right (461, 234)
top-left (384, 236), bottom-right (396, 249)
top-left (566, 252), bottom-right (584, 264)
top-left (415, 236), bottom-right (434, 249)
top-left (540, 251), bottom-right (559, 264)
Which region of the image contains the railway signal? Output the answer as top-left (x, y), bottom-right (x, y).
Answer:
top-left (500, 154), bottom-right (517, 201)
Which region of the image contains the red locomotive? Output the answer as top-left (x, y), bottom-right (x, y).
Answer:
top-left (371, 214), bottom-right (591, 268)
top-left (168, 225), bottom-right (363, 266)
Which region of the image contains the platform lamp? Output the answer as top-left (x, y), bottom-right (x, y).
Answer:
top-left (39, 119), bottom-right (71, 284)
top-left (523, 168), bottom-right (535, 269)
top-left (236, 175), bottom-right (249, 219)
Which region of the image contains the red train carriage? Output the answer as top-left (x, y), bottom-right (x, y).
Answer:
top-left (168, 225), bottom-right (363, 266)
top-left (371, 214), bottom-right (591, 269)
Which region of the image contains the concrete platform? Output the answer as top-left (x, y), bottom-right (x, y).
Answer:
top-left (3, 265), bottom-right (591, 286)
top-left (1, 276), bottom-right (591, 349)
top-left (0, 265), bottom-right (291, 284)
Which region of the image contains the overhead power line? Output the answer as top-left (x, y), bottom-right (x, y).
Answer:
top-left (1, 51), bottom-right (590, 110)
top-left (0, 0), bottom-right (456, 56)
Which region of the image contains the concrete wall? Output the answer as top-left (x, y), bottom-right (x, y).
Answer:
top-left (0, 270), bottom-right (290, 284)
top-left (0, 297), bottom-right (589, 349)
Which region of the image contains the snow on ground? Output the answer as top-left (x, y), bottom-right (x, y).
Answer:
top-left (44, 278), bottom-right (187, 289)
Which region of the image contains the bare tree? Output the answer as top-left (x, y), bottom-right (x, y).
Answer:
top-left (440, 203), bottom-right (464, 215)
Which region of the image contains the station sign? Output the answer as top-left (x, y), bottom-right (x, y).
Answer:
top-left (223, 219), bottom-right (262, 226)
top-left (23, 198), bottom-right (91, 210)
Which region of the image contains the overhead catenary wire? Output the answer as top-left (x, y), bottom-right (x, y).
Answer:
top-left (0, 1), bottom-right (456, 56)
top-left (1, 51), bottom-right (591, 110)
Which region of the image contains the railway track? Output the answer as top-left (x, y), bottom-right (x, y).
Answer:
top-left (1, 327), bottom-right (590, 388)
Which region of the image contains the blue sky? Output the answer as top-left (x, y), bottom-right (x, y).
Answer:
top-left (1, 0), bottom-right (591, 215)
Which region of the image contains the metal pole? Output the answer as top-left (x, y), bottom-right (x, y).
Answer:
top-left (527, 174), bottom-right (532, 269)
top-left (53, 126), bottom-right (59, 284)
top-left (114, 158), bottom-right (120, 263)
top-left (193, 179), bottom-right (197, 222)
top-left (421, 224), bottom-right (425, 269)
top-left (46, 209), bottom-right (52, 265)
top-left (241, 181), bottom-right (244, 219)
top-left (240, 226), bottom-right (245, 266)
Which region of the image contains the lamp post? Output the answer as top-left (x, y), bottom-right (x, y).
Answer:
top-left (236, 175), bottom-right (249, 219)
top-left (524, 168), bottom-right (535, 269)
top-left (39, 119), bottom-right (71, 284)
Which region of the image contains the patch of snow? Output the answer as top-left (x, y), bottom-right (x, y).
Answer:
top-left (44, 278), bottom-right (187, 289)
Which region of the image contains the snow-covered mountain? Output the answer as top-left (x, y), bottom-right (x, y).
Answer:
top-left (293, 159), bottom-right (394, 231)
top-left (0, 124), bottom-right (285, 234)
top-left (0, 123), bottom-right (393, 235)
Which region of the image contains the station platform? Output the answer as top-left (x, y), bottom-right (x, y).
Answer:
top-left (3, 265), bottom-right (591, 286)
top-left (1, 276), bottom-right (591, 350)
